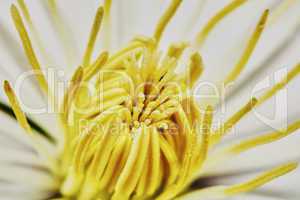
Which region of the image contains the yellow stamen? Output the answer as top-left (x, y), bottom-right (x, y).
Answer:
top-left (154, 0), bottom-right (183, 43)
top-left (152, 57), bottom-right (177, 83)
top-left (87, 118), bottom-right (118, 180)
top-left (135, 127), bottom-right (161, 197)
top-left (62, 115), bottom-right (117, 198)
top-left (257, 63), bottom-right (300, 106)
top-left (159, 134), bottom-right (180, 186)
top-left (103, 0), bottom-right (112, 50)
top-left (194, 106), bottom-right (213, 168)
top-left (82, 6), bottom-right (104, 67)
top-left (3, 80), bottom-right (31, 133)
top-left (175, 105), bottom-right (192, 143)
top-left (17, 0), bottom-right (51, 64)
top-left (84, 94), bottom-right (130, 119)
top-left (83, 51), bottom-right (109, 81)
top-left (125, 55), bottom-right (143, 86)
top-left (146, 128), bottom-right (161, 195)
top-left (109, 40), bottom-right (147, 62)
top-left (227, 120), bottom-right (300, 154)
top-left (183, 52), bottom-right (204, 88)
top-left (167, 42), bottom-right (189, 59)
top-left (225, 162), bottom-right (298, 195)
top-left (194, 0), bottom-right (248, 48)
top-left (132, 35), bottom-right (156, 49)
top-left (62, 67), bottom-right (83, 123)
top-left (179, 163), bottom-right (298, 199)
top-left (108, 137), bottom-right (132, 193)
top-left (4, 80), bottom-right (57, 172)
top-left (224, 10), bottom-right (269, 85)
top-left (11, 5), bottom-right (49, 93)
top-left (106, 43), bottom-right (144, 68)
top-left (99, 133), bottom-right (131, 191)
top-left (181, 97), bottom-right (201, 125)
top-left (112, 125), bottom-right (150, 200)
top-left (211, 98), bottom-right (257, 146)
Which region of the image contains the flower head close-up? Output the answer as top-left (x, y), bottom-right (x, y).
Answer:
top-left (1, 0), bottom-right (300, 200)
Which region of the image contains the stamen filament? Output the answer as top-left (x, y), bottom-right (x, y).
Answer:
top-left (183, 52), bottom-right (204, 88)
top-left (84, 51), bottom-right (109, 81)
top-left (194, 0), bottom-right (248, 48)
top-left (194, 106), bottom-right (213, 168)
top-left (167, 42), bottom-right (189, 59)
top-left (211, 98), bottom-right (257, 146)
top-left (17, 0), bottom-right (51, 64)
top-left (11, 5), bottom-right (49, 93)
top-left (3, 80), bottom-right (31, 133)
top-left (112, 125), bottom-right (150, 200)
top-left (62, 67), bottom-right (83, 123)
top-left (224, 9), bottom-right (269, 85)
top-left (103, 0), bottom-right (112, 50)
top-left (3, 80), bottom-right (57, 173)
top-left (82, 6), bottom-right (104, 67)
top-left (159, 134), bottom-right (180, 186)
top-left (154, 0), bottom-right (183, 43)
top-left (224, 162), bottom-right (298, 195)
top-left (179, 163), bottom-right (298, 199)
top-left (227, 120), bottom-right (300, 154)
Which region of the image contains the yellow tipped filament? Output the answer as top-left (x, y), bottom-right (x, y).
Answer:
top-left (103, 0), bottom-right (112, 50)
top-left (225, 162), bottom-right (298, 195)
top-left (154, 0), bottom-right (183, 43)
top-left (3, 80), bottom-right (58, 172)
top-left (104, 0), bottom-right (112, 24)
top-left (11, 5), bottom-right (49, 93)
top-left (17, 0), bottom-right (32, 25)
top-left (224, 10), bottom-right (269, 85)
top-left (194, 0), bottom-right (248, 48)
top-left (257, 63), bottom-right (300, 106)
top-left (17, 0), bottom-right (50, 64)
top-left (82, 6), bottom-right (104, 67)
top-left (3, 80), bottom-right (32, 133)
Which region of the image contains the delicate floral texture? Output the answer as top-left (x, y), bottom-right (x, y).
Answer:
top-left (0, 0), bottom-right (300, 200)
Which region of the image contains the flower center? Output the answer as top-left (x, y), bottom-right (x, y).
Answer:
top-left (59, 36), bottom-right (207, 200)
